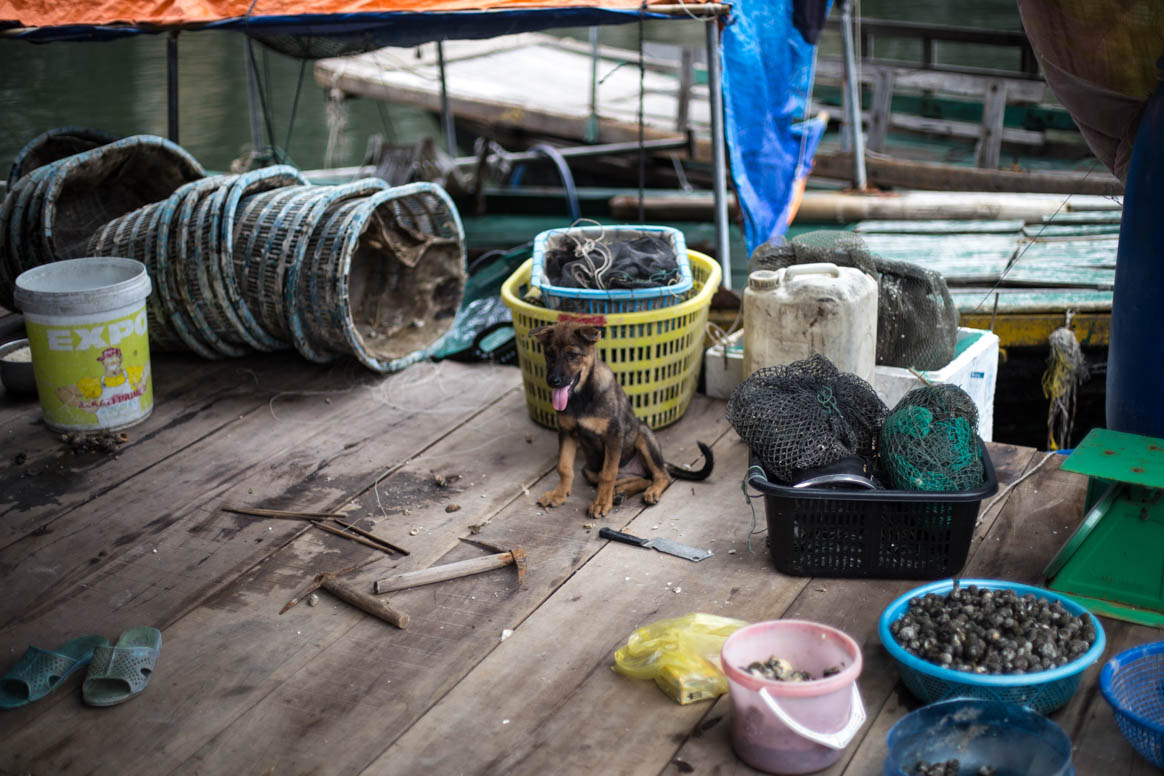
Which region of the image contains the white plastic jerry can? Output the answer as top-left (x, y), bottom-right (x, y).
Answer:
top-left (742, 263), bottom-right (878, 384)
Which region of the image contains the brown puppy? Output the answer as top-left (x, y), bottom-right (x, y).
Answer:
top-left (531, 321), bottom-right (713, 518)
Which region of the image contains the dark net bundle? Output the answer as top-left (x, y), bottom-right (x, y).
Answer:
top-left (726, 354), bottom-right (888, 484)
top-left (750, 230), bottom-right (959, 370)
top-left (544, 235), bottom-right (680, 291)
top-left (880, 384), bottom-right (984, 492)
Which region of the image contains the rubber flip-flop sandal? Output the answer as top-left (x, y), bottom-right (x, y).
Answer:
top-left (0, 635), bottom-right (109, 709)
top-left (81, 627), bottom-right (163, 707)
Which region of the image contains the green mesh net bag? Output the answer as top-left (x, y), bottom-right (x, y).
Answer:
top-left (880, 384), bottom-right (984, 492)
top-left (726, 354), bottom-right (888, 485)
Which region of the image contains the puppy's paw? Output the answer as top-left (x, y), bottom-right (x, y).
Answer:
top-left (643, 477), bottom-right (670, 505)
top-left (587, 497), bottom-right (613, 519)
top-left (538, 489), bottom-right (569, 508)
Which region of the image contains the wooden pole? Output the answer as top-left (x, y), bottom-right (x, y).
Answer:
top-left (320, 574), bottom-right (410, 629)
top-left (374, 549), bottom-right (525, 594)
top-left (166, 31), bottom-right (179, 144)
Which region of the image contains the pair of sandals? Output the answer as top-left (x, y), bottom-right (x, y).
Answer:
top-left (0, 627), bottom-right (162, 709)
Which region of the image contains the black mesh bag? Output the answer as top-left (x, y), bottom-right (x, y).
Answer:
top-left (726, 354), bottom-right (888, 485)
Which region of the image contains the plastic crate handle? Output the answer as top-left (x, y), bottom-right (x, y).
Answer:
top-left (758, 683), bottom-right (866, 750)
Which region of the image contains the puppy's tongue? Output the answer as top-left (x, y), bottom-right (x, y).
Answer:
top-left (552, 384), bottom-right (572, 411)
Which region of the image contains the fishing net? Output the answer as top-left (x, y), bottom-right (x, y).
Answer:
top-left (880, 384), bottom-right (984, 492)
top-left (726, 354), bottom-right (888, 485)
top-left (544, 234), bottom-right (681, 290)
top-left (750, 230), bottom-right (960, 370)
top-left (1041, 324), bottom-right (1089, 450)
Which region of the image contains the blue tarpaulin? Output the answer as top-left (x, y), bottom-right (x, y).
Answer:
top-left (721, 0), bottom-right (829, 254)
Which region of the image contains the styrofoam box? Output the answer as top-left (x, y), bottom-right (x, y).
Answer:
top-left (704, 329), bottom-right (745, 400)
top-left (873, 327), bottom-right (1000, 442)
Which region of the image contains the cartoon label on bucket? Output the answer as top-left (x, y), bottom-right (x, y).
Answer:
top-left (26, 304), bottom-right (153, 431)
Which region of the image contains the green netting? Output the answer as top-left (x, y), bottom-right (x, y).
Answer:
top-left (881, 384), bottom-right (983, 492)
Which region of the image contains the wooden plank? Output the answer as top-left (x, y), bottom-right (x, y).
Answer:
top-left (180, 396), bottom-right (731, 776)
top-left (854, 219), bottom-right (1025, 234)
top-left (0, 361), bottom-right (519, 674)
top-left (0, 386), bottom-right (556, 774)
top-left (812, 100), bottom-right (1048, 147)
top-left (1014, 238), bottom-right (1119, 265)
top-left (958, 309), bottom-right (1111, 349)
top-left (976, 79), bottom-right (1008, 169)
top-left (815, 57), bottom-right (1047, 103)
top-left (358, 435), bottom-right (812, 776)
top-left (1000, 265), bottom-right (1114, 290)
top-left (0, 352), bottom-right (302, 546)
top-left (0, 391), bottom-right (728, 775)
top-left (796, 190), bottom-right (1118, 225)
top-left (891, 111), bottom-right (1044, 147)
top-left (669, 442), bottom-right (1037, 775)
top-left (866, 67), bottom-right (895, 153)
top-left (1045, 210), bottom-right (1122, 225)
top-left (811, 150), bottom-right (1125, 196)
top-left (855, 232), bottom-right (1017, 283)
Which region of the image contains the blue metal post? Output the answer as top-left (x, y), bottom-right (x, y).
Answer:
top-left (1107, 71), bottom-right (1164, 436)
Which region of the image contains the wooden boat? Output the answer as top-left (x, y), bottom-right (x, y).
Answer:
top-left (314, 19), bottom-right (1124, 197)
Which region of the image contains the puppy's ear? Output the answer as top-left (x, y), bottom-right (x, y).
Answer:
top-left (529, 325), bottom-right (556, 345)
top-left (576, 326), bottom-right (603, 344)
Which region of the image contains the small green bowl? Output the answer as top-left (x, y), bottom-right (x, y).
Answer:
top-left (0, 338), bottom-right (38, 400)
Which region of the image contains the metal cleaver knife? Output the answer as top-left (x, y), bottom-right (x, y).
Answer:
top-left (598, 526), bottom-right (713, 562)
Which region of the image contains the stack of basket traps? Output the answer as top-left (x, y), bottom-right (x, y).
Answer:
top-left (88, 168), bottom-right (467, 373)
top-left (1, 133), bottom-right (468, 374)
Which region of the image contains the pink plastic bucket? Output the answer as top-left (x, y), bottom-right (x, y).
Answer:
top-left (720, 620), bottom-right (865, 775)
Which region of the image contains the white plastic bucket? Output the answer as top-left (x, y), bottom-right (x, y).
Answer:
top-left (742, 263), bottom-right (878, 384)
top-left (720, 620), bottom-right (865, 775)
top-left (14, 257), bottom-right (154, 433)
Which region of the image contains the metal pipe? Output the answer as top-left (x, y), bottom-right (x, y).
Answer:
top-left (840, 2), bottom-right (868, 190)
top-left (244, 39), bottom-right (265, 154)
top-left (705, 19), bottom-right (732, 289)
top-left (586, 27), bottom-right (600, 144)
top-left (166, 31), bottom-right (179, 144)
top-left (301, 135), bottom-right (693, 183)
top-left (437, 41), bottom-right (457, 157)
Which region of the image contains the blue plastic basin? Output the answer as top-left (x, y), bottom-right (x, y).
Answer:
top-left (883, 698), bottom-right (1074, 776)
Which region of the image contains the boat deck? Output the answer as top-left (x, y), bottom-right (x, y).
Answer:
top-left (0, 349), bottom-right (1158, 775)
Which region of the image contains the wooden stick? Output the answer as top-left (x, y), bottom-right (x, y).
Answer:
top-left (279, 558), bottom-right (383, 615)
top-left (222, 505), bottom-right (340, 520)
top-left (374, 550), bottom-right (524, 594)
top-left (223, 505), bottom-right (409, 555)
top-left (333, 518), bottom-right (410, 556)
top-left (320, 575), bottom-right (410, 628)
top-left (311, 520), bottom-right (397, 555)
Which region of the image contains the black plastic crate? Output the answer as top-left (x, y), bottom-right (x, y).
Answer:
top-left (746, 440), bottom-right (998, 579)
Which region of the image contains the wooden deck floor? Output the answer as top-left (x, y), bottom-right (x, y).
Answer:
top-left (0, 351), bottom-right (1159, 775)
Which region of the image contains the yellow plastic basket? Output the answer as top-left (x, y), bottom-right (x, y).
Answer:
top-left (501, 250), bottom-right (722, 430)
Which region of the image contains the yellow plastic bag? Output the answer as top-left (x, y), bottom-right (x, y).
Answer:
top-left (613, 613), bottom-right (748, 704)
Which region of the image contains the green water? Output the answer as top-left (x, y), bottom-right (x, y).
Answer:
top-left (0, 2), bottom-right (1023, 176)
